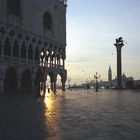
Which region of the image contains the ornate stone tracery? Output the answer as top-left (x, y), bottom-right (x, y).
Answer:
top-left (0, 22), bottom-right (67, 94)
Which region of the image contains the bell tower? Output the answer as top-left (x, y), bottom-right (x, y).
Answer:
top-left (108, 65), bottom-right (112, 83)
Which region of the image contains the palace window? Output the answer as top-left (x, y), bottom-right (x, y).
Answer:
top-left (43, 12), bottom-right (53, 31)
top-left (7, 0), bottom-right (20, 17)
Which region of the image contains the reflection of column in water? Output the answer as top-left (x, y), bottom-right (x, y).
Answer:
top-left (49, 89), bottom-right (55, 99)
top-left (44, 91), bottom-right (55, 116)
top-left (45, 88), bottom-right (55, 99)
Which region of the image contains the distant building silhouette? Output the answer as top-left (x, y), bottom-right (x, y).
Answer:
top-left (108, 65), bottom-right (112, 88)
top-left (112, 73), bottom-right (134, 89)
top-left (0, 0), bottom-right (67, 94)
top-left (134, 80), bottom-right (140, 89)
top-left (108, 65), bottom-right (112, 82)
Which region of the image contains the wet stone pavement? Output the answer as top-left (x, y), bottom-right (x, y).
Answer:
top-left (0, 89), bottom-right (140, 140)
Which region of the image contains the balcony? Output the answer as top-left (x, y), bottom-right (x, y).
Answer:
top-left (0, 55), bottom-right (64, 69)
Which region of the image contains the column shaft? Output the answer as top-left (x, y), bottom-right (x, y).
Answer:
top-left (117, 48), bottom-right (122, 88)
top-left (62, 81), bottom-right (66, 91)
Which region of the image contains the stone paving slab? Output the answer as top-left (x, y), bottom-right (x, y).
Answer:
top-left (0, 89), bottom-right (140, 140)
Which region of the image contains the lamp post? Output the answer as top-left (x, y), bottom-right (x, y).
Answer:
top-left (94, 72), bottom-right (100, 92)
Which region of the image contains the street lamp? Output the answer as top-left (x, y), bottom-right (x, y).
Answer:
top-left (94, 72), bottom-right (100, 92)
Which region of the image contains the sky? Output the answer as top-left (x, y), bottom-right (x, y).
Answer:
top-left (66, 0), bottom-right (140, 84)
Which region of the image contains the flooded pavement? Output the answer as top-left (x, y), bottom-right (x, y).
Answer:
top-left (0, 89), bottom-right (140, 140)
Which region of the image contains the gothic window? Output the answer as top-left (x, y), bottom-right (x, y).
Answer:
top-left (43, 12), bottom-right (53, 31)
top-left (7, 0), bottom-right (20, 17)
top-left (28, 45), bottom-right (33, 60)
top-left (35, 46), bottom-right (39, 61)
top-left (4, 38), bottom-right (11, 56)
top-left (21, 43), bottom-right (26, 58)
top-left (13, 40), bottom-right (19, 57)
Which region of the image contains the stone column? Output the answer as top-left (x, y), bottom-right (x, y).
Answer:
top-left (43, 78), bottom-right (47, 94)
top-left (62, 81), bottom-right (66, 91)
top-left (51, 80), bottom-right (53, 92)
top-left (46, 56), bottom-right (48, 67)
top-left (50, 76), bottom-right (57, 94)
top-left (59, 58), bottom-right (61, 67)
top-left (51, 52), bottom-right (54, 67)
top-left (117, 47), bottom-right (122, 88)
top-left (53, 81), bottom-right (57, 93)
top-left (114, 37), bottom-right (124, 89)
top-left (63, 59), bottom-right (65, 69)
top-left (51, 81), bottom-right (57, 94)
top-left (51, 56), bottom-right (53, 67)
top-left (58, 59), bottom-right (60, 68)
top-left (55, 56), bottom-right (57, 68)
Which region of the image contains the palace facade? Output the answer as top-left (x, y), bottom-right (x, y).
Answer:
top-left (0, 0), bottom-right (67, 95)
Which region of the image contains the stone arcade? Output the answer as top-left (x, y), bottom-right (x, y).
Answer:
top-left (0, 0), bottom-right (67, 95)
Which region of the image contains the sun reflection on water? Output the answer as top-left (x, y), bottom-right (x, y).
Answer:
top-left (44, 89), bottom-right (56, 116)
top-left (42, 90), bottom-right (64, 138)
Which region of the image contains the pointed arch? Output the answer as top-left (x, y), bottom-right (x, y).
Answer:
top-left (4, 67), bottom-right (18, 93)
